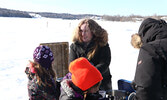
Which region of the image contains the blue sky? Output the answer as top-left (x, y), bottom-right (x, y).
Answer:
top-left (0, 0), bottom-right (167, 16)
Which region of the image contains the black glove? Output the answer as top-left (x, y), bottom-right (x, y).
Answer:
top-left (86, 93), bottom-right (102, 100)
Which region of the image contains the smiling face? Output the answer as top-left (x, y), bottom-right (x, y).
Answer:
top-left (80, 23), bottom-right (93, 43)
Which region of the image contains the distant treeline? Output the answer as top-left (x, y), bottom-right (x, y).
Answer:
top-left (0, 8), bottom-right (32, 18)
top-left (0, 7), bottom-right (100, 19)
top-left (102, 15), bottom-right (143, 21)
top-left (102, 14), bottom-right (167, 21)
top-left (35, 12), bottom-right (100, 19)
top-left (0, 7), bottom-right (167, 21)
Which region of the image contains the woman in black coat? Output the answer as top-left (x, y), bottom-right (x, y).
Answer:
top-left (69, 19), bottom-right (112, 91)
top-left (129, 18), bottom-right (167, 100)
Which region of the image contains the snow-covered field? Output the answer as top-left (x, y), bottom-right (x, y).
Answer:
top-left (0, 17), bottom-right (141, 100)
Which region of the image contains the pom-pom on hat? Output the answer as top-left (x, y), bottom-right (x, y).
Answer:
top-left (33, 45), bottom-right (54, 70)
top-left (69, 57), bottom-right (103, 91)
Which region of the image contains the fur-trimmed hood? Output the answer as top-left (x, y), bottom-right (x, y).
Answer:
top-left (131, 18), bottom-right (167, 49)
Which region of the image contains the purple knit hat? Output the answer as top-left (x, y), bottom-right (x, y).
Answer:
top-left (33, 45), bottom-right (54, 70)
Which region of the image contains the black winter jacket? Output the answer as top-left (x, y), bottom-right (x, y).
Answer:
top-left (131, 18), bottom-right (167, 100)
top-left (59, 79), bottom-right (102, 100)
top-left (69, 41), bottom-right (112, 90)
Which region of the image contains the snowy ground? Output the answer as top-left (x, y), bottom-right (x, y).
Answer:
top-left (0, 17), bottom-right (141, 100)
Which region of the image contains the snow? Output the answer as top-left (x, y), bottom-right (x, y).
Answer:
top-left (0, 17), bottom-right (141, 100)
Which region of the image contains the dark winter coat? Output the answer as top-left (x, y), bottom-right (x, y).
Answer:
top-left (69, 41), bottom-right (112, 90)
top-left (59, 79), bottom-right (102, 100)
top-left (26, 72), bottom-right (59, 100)
top-left (131, 18), bottom-right (167, 100)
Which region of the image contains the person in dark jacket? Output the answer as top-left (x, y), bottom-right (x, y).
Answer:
top-left (59, 57), bottom-right (103, 100)
top-left (69, 19), bottom-right (112, 91)
top-left (25, 45), bottom-right (59, 100)
top-left (129, 18), bottom-right (167, 100)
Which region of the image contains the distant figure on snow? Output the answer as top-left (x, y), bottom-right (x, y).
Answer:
top-left (129, 18), bottom-right (167, 100)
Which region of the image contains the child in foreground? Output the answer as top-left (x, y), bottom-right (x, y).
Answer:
top-left (25, 45), bottom-right (59, 100)
top-left (59, 57), bottom-right (103, 100)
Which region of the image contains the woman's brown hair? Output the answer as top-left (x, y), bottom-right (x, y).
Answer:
top-left (30, 61), bottom-right (56, 87)
top-left (72, 19), bottom-right (108, 60)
